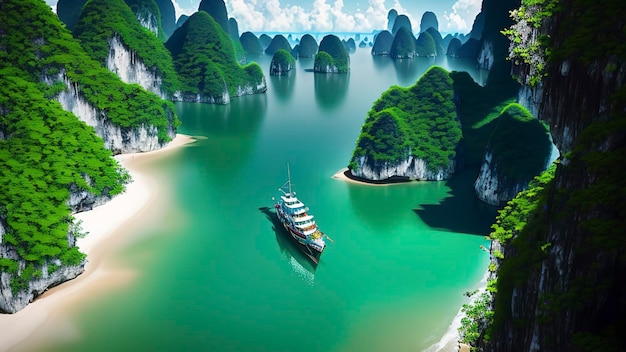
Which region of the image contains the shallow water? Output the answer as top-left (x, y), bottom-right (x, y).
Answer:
top-left (48, 48), bottom-right (495, 351)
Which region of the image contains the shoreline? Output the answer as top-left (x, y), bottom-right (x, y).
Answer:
top-left (0, 134), bottom-right (196, 352)
top-left (331, 167), bottom-right (417, 186)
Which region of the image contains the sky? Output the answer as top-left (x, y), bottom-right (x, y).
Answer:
top-left (46, 0), bottom-right (482, 34)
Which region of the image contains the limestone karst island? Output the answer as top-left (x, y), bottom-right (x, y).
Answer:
top-left (0, 0), bottom-right (624, 351)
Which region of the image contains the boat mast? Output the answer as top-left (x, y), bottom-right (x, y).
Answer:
top-left (287, 162), bottom-right (292, 195)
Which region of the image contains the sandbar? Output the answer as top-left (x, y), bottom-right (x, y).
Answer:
top-left (0, 134), bottom-right (196, 352)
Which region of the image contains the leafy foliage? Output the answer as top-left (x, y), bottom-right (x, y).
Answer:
top-left (270, 49), bottom-right (295, 75)
top-left (350, 66), bottom-right (460, 171)
top-left (165, 11), bottom-right (265, 98)
top-left (0, 70), bottom-right (129, 279)
top-left (0, 0), bottom-right (179, 143)
top-left (501, 0), bottom-right (561, 86)
top-left (74, 0), bottom-right (179, 93)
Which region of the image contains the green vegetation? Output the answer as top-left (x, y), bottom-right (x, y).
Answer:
top-left (390, 27), bottom-right (416, 59)
top-left (165, 11), bottom-right (265, 99)
top-left (450, 66), bottom-right (520, 167)
top-left (314, 35), bottom-right (350, 73)
top-left (0, 70), bottom-right (129, 292)
top-left (0, 0), bottom-right (179, 143)
top-left (488, 103), bottom-right (552, 182)
top-left (270, 49), bottom-right (295, 76)
top-left (74, 0), bottom-right (180, 94)
top-left (459, 165), bottom-right (556, 348)
top-left (425, 27), bottom-right (444, 56)
top-left (501, 0), bottom-right (561, 86)
top-left (350, 66), bottom-right (460, 172)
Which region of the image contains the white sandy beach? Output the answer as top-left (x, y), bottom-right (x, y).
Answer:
top-left (0, 134), bottom-right (195, 352)
top-left (332, 167), bottom-right (417, 186)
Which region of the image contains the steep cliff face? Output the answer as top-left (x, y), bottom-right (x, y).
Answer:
top-left (351, 155), bottom-right (455, 181)
top-left (46, 70), bottom-right (175, 154)
top-left (107, 35), bottom-right (168, 99)
top-left (477, 40), bottom-right (494, 70)
top-left (474, 152), bottom-right (526, 205)
top-left (479, 0), bottom-right (626, 350)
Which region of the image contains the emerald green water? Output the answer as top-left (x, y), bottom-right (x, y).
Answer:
top-left (48, 49), bottom-right (494, 351)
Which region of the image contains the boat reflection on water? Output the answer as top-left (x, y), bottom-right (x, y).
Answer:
top-left (259, 206), bottom-right (317, 285)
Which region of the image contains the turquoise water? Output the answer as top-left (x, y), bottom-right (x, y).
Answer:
top-left (49, 49), bottom-right (495, 351)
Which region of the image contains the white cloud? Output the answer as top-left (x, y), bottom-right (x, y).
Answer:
top-left (442, 0), bottom-right (481, 33)
top-left (226, 0), bottom-right (404, 33)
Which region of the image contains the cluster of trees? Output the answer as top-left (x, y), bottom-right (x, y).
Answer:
top-left (0, 70), bottom-right (129, 292)
top-left (350, 66), bottom-right (461, 171)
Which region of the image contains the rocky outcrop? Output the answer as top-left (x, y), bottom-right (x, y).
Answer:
top-left (473, 152), bottom-right (527, 205)
top-left (134, 6), bottom-right (159, 36)
top-left (351, 155), bottom-right (455, 181)
top-left (476, 0), bottom-right (626, 350)
top-left (107, 35), bottom-right (168, 99)
top-left (0, 244), bottom-right (84, 313)
top-left (270, 50), bottom-right (295, 76)
top-left (46, 70), bottom-right (175, 154)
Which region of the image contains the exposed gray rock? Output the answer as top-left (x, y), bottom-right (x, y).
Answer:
top-left (107, 35), bottom-right (169, 99)
top-left (0, 244), bottom-right (84, 314)
top-left (351, 155), bottom-right (455, 181)
top-left (473, 151), bottom-right (527, 206)
top-left (45, 70), bottom-right (175, 154)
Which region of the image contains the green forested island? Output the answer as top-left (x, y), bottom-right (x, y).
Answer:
top-left (165, 11), bottom-right (265, 103)
top-left (349, 66), bottom-right (460, 180)
top-left (314, 35), bottom-right (350, 73)
top-left (270, 49), bottom-right (295, 76)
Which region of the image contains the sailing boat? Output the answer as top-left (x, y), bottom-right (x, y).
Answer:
top-left (274, 165), bottom-right (327, 264)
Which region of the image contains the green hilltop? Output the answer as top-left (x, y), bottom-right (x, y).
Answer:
top-left (314, 34), bottom-right (350, 73)
top-left (488, 103), bottom-right (552, 182)
top-left (165, 11), bottom-right (265, 101)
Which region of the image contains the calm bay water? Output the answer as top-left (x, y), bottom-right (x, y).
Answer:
top-left (50, 48), bottom-right (495, 351)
